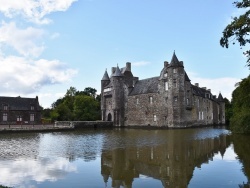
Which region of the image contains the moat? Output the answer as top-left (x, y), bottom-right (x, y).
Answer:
top-left (0, 127), bottom-right (249, 188)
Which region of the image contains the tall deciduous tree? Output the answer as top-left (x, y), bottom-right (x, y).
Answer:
top-left (220, 0), bottom-right (250, 67)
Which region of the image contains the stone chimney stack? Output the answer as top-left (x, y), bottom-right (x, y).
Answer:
top-left (195, 83), bottom-right (199, 87)
top-left (126, 62), bottom-right (131, 71)
top-left (164, 61), bottom-right (169, 67)
top-left (202, 87), bottom-right (207, 90)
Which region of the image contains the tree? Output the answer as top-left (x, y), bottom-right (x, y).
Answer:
top-left (230, 75), bottom-right (250, 133)
top-left (74, 95), bottom-right (100, 121)
top-left (224, 98), bottom-right (233, 125)
top-left (220, 0), bottom-right (250, 67)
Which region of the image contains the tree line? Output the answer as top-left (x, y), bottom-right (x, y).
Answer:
top-left (42, 86), bottom-right (101, 122)
top-left (221, 0), bottom-right (250, 133)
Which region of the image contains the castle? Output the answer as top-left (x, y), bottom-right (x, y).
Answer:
top-left (101, 52), bottom-right (225, 128)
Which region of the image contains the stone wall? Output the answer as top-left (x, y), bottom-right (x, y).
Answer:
top-left (55, 121), bottom-right (113, 128)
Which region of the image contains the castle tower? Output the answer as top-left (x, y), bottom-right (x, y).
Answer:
top-left (217, 93), bottom-right (225, 124)
top-left (167, 52), bottom-right (186, 127)
top-left (111, 65), bottom-right (125, 126)
top-left (101, 69), bottom-right (110, 121)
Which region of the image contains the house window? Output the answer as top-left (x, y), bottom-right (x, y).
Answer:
top-left (3, 113), bottom-right (7, 121)
top-left (165, 82), bottom-right (168, 91)
top-left (153, 114), bottom-right (157, 122)
top-left (164, 72), bottom-right (168, 77)
top-left (202, 111), bottom-right (204, 120)
top-left (17, 116), bottom-right (22, 122)
top-left (149, 96), bottom-right (153, 104)
top-left (198, 99), bottom-right (200, 108)
top-left (211, 112), bottom-right (213, 120)
top-left (30, 114), bottom-right (35, 121)
top-left (31, 105), bottom-right (34, 110)
top-left (3, 105), bottom-right (8, 110)
top-left (173, 68), bottom-right (177, 73)
top-left (187, 98), bottom-right (189, 105)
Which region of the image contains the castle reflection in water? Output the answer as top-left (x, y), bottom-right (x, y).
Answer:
top-left (101, 129), bottom-right (231, 188)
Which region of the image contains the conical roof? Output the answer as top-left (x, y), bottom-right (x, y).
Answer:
top-left (113, 65), bottom-right (123, 77)
top-left (217, 93), bottom-right (224, 102)
top-left (169, 51), bottom-right (184, 67)
top-left (101, 69), bottom-right (110, 81)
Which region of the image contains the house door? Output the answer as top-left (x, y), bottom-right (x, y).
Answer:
top-left (107, 113), bottom-right (112, 121)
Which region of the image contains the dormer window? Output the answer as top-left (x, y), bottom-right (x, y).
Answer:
top-left (164, 72), bottom-right (168, 77)
top-left (173, 68), bottom-right (177, 73)
top-left (31, 105), bottom-right (34, 110)
top-left (3, 105), bottom-right (8, 111)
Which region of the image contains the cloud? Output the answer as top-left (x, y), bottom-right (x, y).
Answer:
top-left (132, 61), bottom-right (151, 67)
top-left (0, 0), bottom-right (78, 24)
top-left (0, 158), bottom-right (77, 187)
top-left (187, 72), bottom-right (240, 100)
top-left (0, 21), bottom-right (45, 57)
top-left (50, 32), bottom-right (60, 39)
top-left (0, 55), bottom-right (78, 94)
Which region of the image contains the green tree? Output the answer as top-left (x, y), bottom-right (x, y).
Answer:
top-left (74, 95), bottom-right (100, 121)
top-left (224, 98), bottom-right (233, 124)
top-left (220, 0), bottom-right (250, 67)
top-left (230, 76), bottom-right (250, 133)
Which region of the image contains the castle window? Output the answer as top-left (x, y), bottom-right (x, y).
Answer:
top-left (174, 96), bottom-right (178, 102)
top-left (202, 111), bottom-right (204, 120)
top-left (31, 105), bottom-right (34, 110)
top-left (30, 114), bottom-right (35, 121)
top-left (149, 96), bottom-right (153, 104)
top-left (164, 72), bottom-right (168, 77)
top-left (199, 111), bottom-right (201, 120)
top-left (136, 98), bottom-right (139, 104)
top-left (198, 99), bottom-right (200, 107)
top-left (187, 98), bottom-right (189, 105)
top-left (3, 113), bottom-right (7, 121)
top-left (104, 87), bottom-right (111, 92)
top-left (211, 112), bottom-right (213, 120)
top-left (3, 105), bottom-right (8, 110)
top-left (173, 79), bottom-right (177, 87)
top-left (165, 82), bottom-right (168, 91)
top-left (173, 68), bottom-right (177, 73)
top-left (153, 114), bottom-right (157, 122)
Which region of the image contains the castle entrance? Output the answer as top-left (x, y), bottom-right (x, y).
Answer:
top-left (107, 113), bottom-right (112, 121)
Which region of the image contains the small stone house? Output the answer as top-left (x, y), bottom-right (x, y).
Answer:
top-left (0, 96), bottom-right (42, 125)
top-left (101, 52), bottom-right (225, 128)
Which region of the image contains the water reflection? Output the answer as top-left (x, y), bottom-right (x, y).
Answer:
top-left (101, 129), bottom-right (232, 188)
top-left (0, 128), bottom-right (249, 188)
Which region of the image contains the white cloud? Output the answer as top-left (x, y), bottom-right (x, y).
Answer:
top-left (188, 72), bottom-right (240, 100)
top-left (0, 0), bottom-right (78, 24)
top-left (0, 55), bottom-right (78, 95)
top-left (132, 61), bottom-right (151, 67)
top-left (50, 32), bottom-right (60, 39)
top-left (0, 21), bottom-right (45, 57)
top-left (0, 158), bottom-right (77, 187)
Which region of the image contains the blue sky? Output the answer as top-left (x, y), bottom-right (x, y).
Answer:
top-left (0, 0), bottom-right (249, 108)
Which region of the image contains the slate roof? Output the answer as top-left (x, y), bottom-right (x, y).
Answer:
top-left (217, 93), bottom-right (224, 102)
top-left (191, 85), bottom-right (207, 98)
top-left (113, 66), bottom-right (123, 77)
top-left (185, 72), bottom-right (191, 81)
top-left (168, 52), bottom-right (184, 67)
top-left (0, 96), bottom-right (40, 111)
top-left (129, 77), bottom-right (159, 96)
top-left (101, 69), bottom-right (110, 81)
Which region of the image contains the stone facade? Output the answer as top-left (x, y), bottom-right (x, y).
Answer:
top-left (101, 52), bottom-right (225, 128)
top-left (0, 96), bottom-right (41, 125)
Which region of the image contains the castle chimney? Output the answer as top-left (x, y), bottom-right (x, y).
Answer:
top-left (164, 61), bottom-right (169, 67)
top-left (126, 62), bottom-right (131, 71)
top-left (180, 61), bottom-right (183, 66)
top-left (208, 89), bottom-right (211, 92)
top-left (111, 67), bottom-right (116, 74)
top-left (195, 83), bottom-right (199, 87)
top-left (202, 87), bottom-right (207, 90)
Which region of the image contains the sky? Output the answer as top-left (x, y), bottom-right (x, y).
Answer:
top-left (0, 0), bottom-right (249, 108)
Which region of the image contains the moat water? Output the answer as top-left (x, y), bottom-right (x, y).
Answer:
top-left (0, 127), bottom-right (249, 188)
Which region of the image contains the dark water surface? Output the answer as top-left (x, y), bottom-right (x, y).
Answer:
top-left (0, 127), bottom-right (249, 188)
